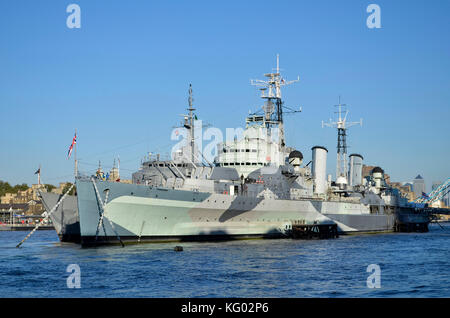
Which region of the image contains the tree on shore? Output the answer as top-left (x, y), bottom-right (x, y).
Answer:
top-left (62, 182), bottom-right (77, 196)
top-left (0, 180), bottom-right (29, 197)
top-left (44, 184), bottom-right (56, 193)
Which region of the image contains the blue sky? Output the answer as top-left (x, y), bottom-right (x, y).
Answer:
top-left (0, 0), bottom-right (449, 191)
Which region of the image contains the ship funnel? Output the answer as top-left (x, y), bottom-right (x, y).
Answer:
top-left (349, 154), bottom-right (363, 187)
top-left (311, 146), bottom-right (328, 194)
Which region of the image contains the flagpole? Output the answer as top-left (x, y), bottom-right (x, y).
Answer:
top-left (38, 164), bottom-right (41, 185)
top-left (117, 155), bottom-right (120, 181)
top-left (74, 129), bottom-right (78, 178)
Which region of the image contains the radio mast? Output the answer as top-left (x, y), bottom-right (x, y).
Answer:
top-left (322, 97), bottom-right (362, 182)
top-left (250, 54), bottom-right (300, 148)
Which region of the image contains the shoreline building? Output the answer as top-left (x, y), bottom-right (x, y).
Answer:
top-left (413, 175), bottom-right (426, 200)
top-left (362, 165), bottom-right (390, 184)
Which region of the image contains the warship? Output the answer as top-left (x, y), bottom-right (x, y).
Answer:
top-left (39, 191), bottom-right (79, 242)
top-left (43, 56), bottom-right (429, 246)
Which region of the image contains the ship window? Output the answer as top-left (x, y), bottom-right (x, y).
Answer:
top-left (235, 163), bottom-right (240, 166)
top-left (246, 163), bottom-right (251, 165)
top-left (230, 163), bottom-right (235, 166)
top-left (252, 149), bottom-right (257, 152)
top-left (224, 163), bottom-right (229, 166)
top-left (223, 149), bottom-right (227, 153)
top-left (246, 149), bottom-right (250, 152)
top-left (252, 163), bottom-right (257, 165)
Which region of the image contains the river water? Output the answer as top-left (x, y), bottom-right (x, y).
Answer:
top-left (1, 223), bottom-right (449, 297)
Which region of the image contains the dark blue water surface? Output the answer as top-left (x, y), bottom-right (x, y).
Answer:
top-left (1, 224), bottom-right (449, 297)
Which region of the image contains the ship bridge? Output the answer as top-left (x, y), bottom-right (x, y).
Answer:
top-left (215, 55), bottom-right (301, 178)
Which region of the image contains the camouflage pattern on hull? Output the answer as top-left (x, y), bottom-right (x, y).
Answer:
top-left (76, 178), bottom-right (335, 246)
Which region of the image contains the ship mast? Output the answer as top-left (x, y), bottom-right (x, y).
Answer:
top-left (184, 84), bottom-right (196, 163)
top-left (250, 54), bottom-right (299, 148)
top-left (322, 97), bottom-right (362, 181)
top-left (74, 128), bottom-right (78, 178)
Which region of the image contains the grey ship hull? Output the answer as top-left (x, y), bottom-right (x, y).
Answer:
top-left (39, 192), bottom-right (80, 243)
top-left (323, 213), bottom-right (395, 233)
top-left (76, 178), bottom-right (336, 246)
top-left (323, 208), bottom-right (429, 234)
top-left (74, 178), bottom-right (415, 247)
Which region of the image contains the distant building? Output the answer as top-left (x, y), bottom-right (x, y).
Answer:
top-left (1, 184), bottom-right (44, 204)
top-left (0, 184), bottom-right (46, 215)
top-left (403, 182), bottom-right (413, 192)
top-left (362, 165), bottom-right (390, 184)
top-left (413, 175), bottom-right (426, 200)
top-left (390, 182), bottom-right (415, 201)
top-left (51, 182), bottom-right (73, 195)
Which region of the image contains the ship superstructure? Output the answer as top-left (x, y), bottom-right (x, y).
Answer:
top-left (216, 55), bottom-right (301, 178)
top-left (322, 97), bottom-right (362, 186)
top-left (42, 56), bottom-right (429, 246)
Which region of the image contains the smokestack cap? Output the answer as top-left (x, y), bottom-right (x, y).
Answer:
top-left (349, 153), bottom-right (364, 160)
top-left (311, 146), bottom-right (328, 152)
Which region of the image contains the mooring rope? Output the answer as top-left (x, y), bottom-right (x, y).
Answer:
top-left (94, 189), bottom-right (109, 240)
top-left (16, 184), bottom-right (75, 248)
top-left (91, 178), bottom-right (124, 247)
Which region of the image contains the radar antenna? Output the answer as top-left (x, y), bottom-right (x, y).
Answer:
top-left (249, 54), bottom-right (300, 147)
top-left (322, 96), bottom-right (363, 181)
